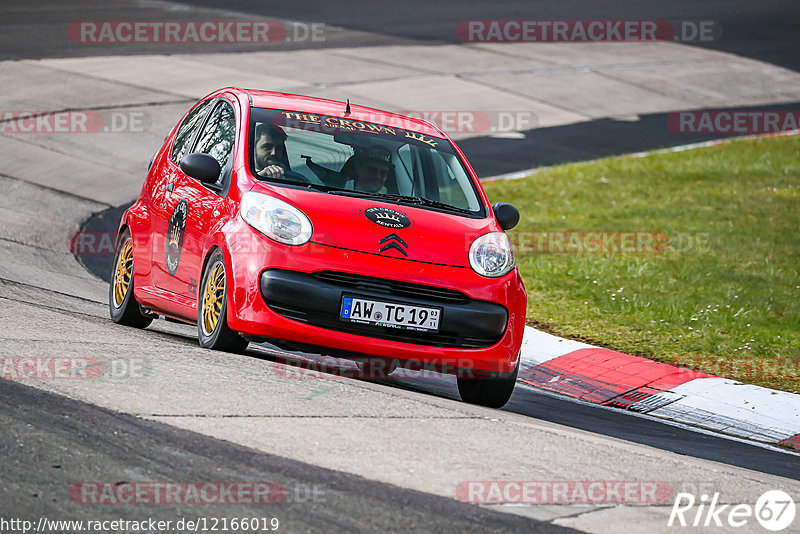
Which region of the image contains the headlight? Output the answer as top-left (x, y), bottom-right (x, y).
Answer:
top-left (240, 192), bottom-right (313, 246)
top-left (469, 232), bottom-right (515, 277)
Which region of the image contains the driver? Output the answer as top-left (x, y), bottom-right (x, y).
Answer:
top-left (254, 123), bottom-right (288, 179)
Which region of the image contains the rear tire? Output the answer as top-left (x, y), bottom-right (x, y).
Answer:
top-left (109, 228), bottom-right (153, 328)
top-left (457, 358), bottom-right (519, 408)
top-left (198, 248), bottom-right (248, 353)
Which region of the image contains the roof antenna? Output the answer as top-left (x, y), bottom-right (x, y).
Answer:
top-left (345, 98), bottom-right (351, 115)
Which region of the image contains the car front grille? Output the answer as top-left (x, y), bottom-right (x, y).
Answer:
top-left (312, 271), bottom-right (470, 305)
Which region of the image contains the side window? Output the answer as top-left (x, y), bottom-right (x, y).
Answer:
top-left (171, 100), bottom-right (212, 164)
top-left (430, 151), bottom-right (469, 209)
top-left (194, 101), bottom-right (236, 178)
top-left (397, 144), bottom-right (426, 196)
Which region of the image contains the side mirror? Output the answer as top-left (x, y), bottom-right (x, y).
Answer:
top-left (492, 202), bottom-right (520, 231)
top-left (180, 153), bottom-right (220, 184)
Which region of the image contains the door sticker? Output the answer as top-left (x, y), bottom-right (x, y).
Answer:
top-left (166, 199), bottom-right (188, 276)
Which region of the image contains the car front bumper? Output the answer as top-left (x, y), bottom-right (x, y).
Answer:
top-left (223, 226), bottom-right (527, 374)
top-left (260, 269), bottom-right (508, 349)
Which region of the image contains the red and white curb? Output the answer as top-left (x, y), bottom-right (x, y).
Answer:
top-left (518, 326), bottom-right (800, 450)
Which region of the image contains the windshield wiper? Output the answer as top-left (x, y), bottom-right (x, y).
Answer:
top-left (296, 182), bottom-right (349, 193)
top-left (328, 190), bottom-right (474, 214)
top-left (399, 195), bottom-right (475, 214)
top-left (261, 177), bottom-right (349, 194)
top-left (326, 189), bottom-right (377, 198)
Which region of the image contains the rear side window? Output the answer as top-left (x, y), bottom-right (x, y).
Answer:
top-left (171, 99), bottom-right (212, 164)
top-left (194, 101), bottom-right (236, 174)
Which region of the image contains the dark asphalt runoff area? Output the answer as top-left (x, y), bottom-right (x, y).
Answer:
top-left (6, 0), bottom-right (797, 71)
top-left (192, 0), bottom-right (798, 72)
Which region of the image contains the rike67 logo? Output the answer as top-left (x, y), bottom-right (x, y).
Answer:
top-left (669, 490), bottom-right (796, 531)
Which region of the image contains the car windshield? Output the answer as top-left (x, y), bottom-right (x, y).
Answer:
top-left (248, 107), bottom-right (485, 215)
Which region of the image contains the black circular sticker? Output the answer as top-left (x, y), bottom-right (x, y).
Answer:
top-left (166, 199), bottom-right (188, 276)
top-left (364, 207), bottom-right (411, 229)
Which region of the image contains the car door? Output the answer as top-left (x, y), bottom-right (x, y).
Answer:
top-left (152, 99), bottom-right (214, 295)
top-left (164, 99), bottom-right (237, 300)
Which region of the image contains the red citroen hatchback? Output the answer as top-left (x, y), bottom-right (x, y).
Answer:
top-left (109, 87), bottom-right (526, 407)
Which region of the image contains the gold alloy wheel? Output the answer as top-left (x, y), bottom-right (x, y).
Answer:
top-left (202, 262), bottom-right (225, 335)
top-left (112, 239), bottom-right (133, 308)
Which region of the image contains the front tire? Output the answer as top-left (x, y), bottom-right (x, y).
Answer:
top-left (109, 228), bottom-right (153, 328)
top-left (198, 248), bottom-right (248, 353)
top-left (457, 358), bottom-right (519, 408)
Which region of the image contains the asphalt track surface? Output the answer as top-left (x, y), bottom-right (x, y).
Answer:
top-left (46, 198), bottom-right (800, 484)
top-left (2, 1), bottom-right (800, 531)
top-left (34, 195), bottom-right (800, 483)
top-left (0, 379), bottom-right (574, 534)
top-left (26, 0), bottom-right (800, 480)
top-left (29, 189), bottom-right (800, 487)
top-left (214, 347), bottom-right (800, 482)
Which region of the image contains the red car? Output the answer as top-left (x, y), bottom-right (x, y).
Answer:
top-left (109, 87), bottom-right (526, 407)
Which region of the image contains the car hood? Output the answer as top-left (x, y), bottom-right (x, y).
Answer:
top-left (253, 185), bottom-right (496, 267)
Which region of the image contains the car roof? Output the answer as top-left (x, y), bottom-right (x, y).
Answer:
top-left (228, 87), bottom-right (444, 138)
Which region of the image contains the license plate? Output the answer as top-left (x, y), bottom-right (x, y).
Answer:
top-left (340, 296), bottom-right (441, 333)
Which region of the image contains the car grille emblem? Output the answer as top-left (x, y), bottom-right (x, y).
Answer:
top-left (378, 233), bottom-right (408, 257)
top-left (365, 207), bottom-right (411, 229)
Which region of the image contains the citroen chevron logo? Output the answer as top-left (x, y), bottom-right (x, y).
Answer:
top-left (379, 233), bottom-right (408, 256)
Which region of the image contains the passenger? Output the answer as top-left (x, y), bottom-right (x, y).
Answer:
top-left (347, 145), bottom-right (393, 193)
top-left (305, 145), bottom-right (394, 193)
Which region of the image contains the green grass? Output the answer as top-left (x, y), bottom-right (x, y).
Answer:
top-left (483, 134), bottom-right (800, 393)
